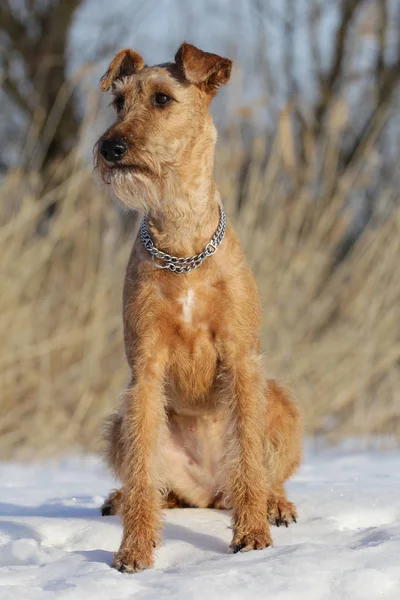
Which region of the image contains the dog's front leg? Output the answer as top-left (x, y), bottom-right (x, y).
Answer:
top-left (113, 349), bottom-right (167, 573)
top-left (224, 350), bottom-right (272, 553)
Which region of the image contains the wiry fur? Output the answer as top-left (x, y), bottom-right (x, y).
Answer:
top-left (95, 42), bottom-right (302, 573)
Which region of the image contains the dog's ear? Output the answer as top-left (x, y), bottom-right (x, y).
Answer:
top-left (100, 49), bottom-right (145, 91)
top-left (175, 42), bottom-right (232, 96)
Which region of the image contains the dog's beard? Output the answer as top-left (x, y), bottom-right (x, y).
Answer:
top-left (97, 161), bottom-right (163, 214)
top-left (95, 151), bottom-right (186, 218)
top-left (109, 168), bottom-right (160, 213)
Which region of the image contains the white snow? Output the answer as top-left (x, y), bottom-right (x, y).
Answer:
top-left (0, 447), bottom-right (399, 600)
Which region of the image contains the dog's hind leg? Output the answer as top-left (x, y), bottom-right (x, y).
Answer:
top-left (264, 379), bottom-right (302, 526)
top-left (101, 411), bottom-right (199, 516)
top-left (104, 411), bottom-right (125, 479)
top-left (101, 412), bottom-right (125, 516)
top-left (102, 488), bottom-right (199, 516)
top-left (267, 484), bottom-right (297, 527)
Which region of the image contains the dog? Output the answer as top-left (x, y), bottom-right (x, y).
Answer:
top-left (95, 42), bottom-right (302, 573)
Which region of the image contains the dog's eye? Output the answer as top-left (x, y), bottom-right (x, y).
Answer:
top-left (154, 92), bottom-right (171, 106)
top-left (113, 95), bottom-right (125, 112)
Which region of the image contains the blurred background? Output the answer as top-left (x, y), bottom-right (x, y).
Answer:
top-left (1, 0), bottom-right (399, 459)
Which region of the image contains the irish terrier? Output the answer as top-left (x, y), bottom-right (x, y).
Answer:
top-left (95, 42), bottom-right (302, 573)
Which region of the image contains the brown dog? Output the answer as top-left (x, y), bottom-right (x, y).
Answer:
top-left (95, 42), bottom-right (302, 573)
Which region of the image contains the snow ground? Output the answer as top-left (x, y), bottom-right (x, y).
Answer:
top-left (0, 447), bottom-right (399, 600)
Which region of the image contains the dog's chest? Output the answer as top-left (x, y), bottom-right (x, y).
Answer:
top-left (166, 282), bottom-right (224, 401)
top-left (178, 288), bottom-right (196, 324)
top-left (173, 284), bottom-right (218, 336)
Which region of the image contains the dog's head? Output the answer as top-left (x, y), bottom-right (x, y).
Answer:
top-left (95, 43), bottom-right (232, 212)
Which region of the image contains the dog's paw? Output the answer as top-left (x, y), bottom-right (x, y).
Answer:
top-left (101, 501), bottom-right (115, 516)
top-left (112, 546), bottom-right (154, 573)
top-left (100, 489), bottom-right (123, 516)
top-left (229, 528), bottom-right (273, 554)
top-left (267, 495), bottom-right (297, 528)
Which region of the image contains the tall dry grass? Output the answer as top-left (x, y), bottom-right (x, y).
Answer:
top-left (1, 106), bottom-right (399, 459)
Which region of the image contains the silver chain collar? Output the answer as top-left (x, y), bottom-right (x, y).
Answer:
top-left (140, 204), bottom-right (227, 274)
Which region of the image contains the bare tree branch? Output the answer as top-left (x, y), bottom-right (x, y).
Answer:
top-left (0, 0), bottom-right (82, 176)
top-left (343, 57), bottom-right (400, 169)
top-left (376, 0), bottom-right (388, 87)
top-left (0, 1), bottom-right (33, 59)
top-left (315, 0), bottom-right (366, 127)
top-left (2, 65), bottom-right (32, 115)
top-left (284, 0), bottom-right (297, 100)
top-left (309, 0), bottom-right (322, 80)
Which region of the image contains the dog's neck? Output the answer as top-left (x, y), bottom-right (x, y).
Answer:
top-left (147, 135), bottom-right (221, 257)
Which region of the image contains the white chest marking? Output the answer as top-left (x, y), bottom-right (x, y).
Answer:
top-left (180, 288), bottom-right (195, 324)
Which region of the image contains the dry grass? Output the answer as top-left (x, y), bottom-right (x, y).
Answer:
top-left (1, 111), bottom-right (400, 459)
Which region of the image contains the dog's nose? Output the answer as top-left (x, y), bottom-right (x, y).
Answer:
top-left (99, 138), bottom-right (128, 163)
